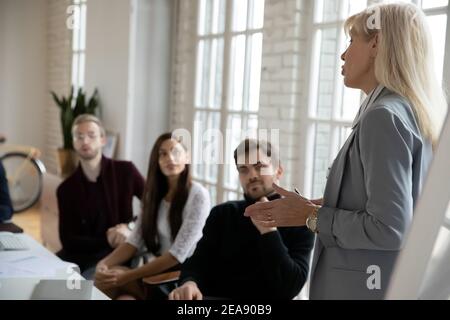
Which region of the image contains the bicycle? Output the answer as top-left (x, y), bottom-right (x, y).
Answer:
top-left (0, 136), bottom-right (46, 212)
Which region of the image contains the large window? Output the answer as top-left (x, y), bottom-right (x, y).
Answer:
top-left (192, 0), bottom-right (265, 205)
top-left (306, 0), bottom-right (450, 198)
top-left (71, 0), bottom-right (87, 93)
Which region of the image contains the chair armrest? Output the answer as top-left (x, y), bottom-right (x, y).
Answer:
top-left (143, 271), bottom-right (181, 286)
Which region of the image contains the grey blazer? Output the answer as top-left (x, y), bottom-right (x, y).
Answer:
top-left (309, 87), bottom-right (433, 300)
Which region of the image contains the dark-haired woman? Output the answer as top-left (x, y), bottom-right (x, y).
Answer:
top-left (94, 133), bottom-right (210, 299)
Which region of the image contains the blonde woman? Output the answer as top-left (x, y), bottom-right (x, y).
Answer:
top-left (245, 2), bottom-right (447, 299)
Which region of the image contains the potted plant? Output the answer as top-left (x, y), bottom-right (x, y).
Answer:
top-left (51, 86), bottom-right (99, 177)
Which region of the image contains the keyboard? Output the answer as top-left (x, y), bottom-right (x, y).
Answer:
top-left (0, 233), bottom-right (29, 251)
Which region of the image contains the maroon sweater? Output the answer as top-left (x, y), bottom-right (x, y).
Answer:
top-left (57, 156), bottom-right (145, 258)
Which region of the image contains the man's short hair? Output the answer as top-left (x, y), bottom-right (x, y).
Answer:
top-left (233, 139), bottom-right (280, 167)
top-left (71, 114), bottom-right (105, 137)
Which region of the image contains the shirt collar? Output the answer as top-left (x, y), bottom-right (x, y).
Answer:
top-left (352, 84), bottom-right (385, 129)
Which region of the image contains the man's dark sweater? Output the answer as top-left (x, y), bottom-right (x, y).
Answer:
top-left (56, 156), bottom-right (145, 271)
top-left (180, 195), bottom-right (315, 299)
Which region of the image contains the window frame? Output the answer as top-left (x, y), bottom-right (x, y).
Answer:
top-left (191, 0), bottom-right (264, 205)
top-left (70, 0), bottom-right (87, 94)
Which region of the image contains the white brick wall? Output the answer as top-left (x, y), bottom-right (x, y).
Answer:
top-left (169, 0), bottom-right (197, 132)
top-left (258, 0), bottom-right (312, 189)
top-left (44, 0), bottom-right (72, 174)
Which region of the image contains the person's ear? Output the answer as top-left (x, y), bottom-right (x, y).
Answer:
top-left (370, 33), bottom-right (379, 58)
top-left (275, 164), bottom-right (284, 180)
top-left (100, 135), bottom-right (107, 147)
top-left (184, 150), bottom-right (191, 165)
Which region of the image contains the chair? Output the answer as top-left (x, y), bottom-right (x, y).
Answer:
top-left (39, 173), bottom-right (63, 252)
top-left (142, 270), bottom-right (180, 299)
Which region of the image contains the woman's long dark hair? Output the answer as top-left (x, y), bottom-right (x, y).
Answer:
top-left (141, 133), bottom-right (192, 255)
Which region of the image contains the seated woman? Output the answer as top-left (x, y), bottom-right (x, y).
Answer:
top-left (94, 133), bottom-right (210, 299)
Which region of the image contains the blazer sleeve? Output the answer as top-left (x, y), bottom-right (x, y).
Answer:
top-left (317, 106), bottom-right (415, 250)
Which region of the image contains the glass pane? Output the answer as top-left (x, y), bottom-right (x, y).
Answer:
top-left (246, 114), bottom-right (259, 132)
top-left (204, 112), bottom-right (221, 184)
top-left (340, 85), bottom-right (361, 121)
top-left (195, 40), bottom-right (206, 108)
top-left (71, 53), bottom-right (79, 88)
top-left (199, 0), bottom-right (226, 35)
top-left (193, 111), bottom-right (207, 180)
top-left (345, 0), bottom-right (367, 16)
top-left (78, 53), bottom-right (85, 88)
top-left (316, 0), bottom-right (340, 23)
top-left (339, 125), bottom-right (352, 149)
top-left (224, 114), bottom-right (242, 189)
top-left (229, 35), bottom-right (246, 111)
top-left (212, 0), bottom-right (226, 34)
top-left (193, 111), bottom-right (221, 183)
top-left (315, 28), bottom-right (339, 119)
top-left (198, 0), bottom-right (212, 35)
top-left (247, 33), bottom-right (263, 112)
top-left (206, 184), bottom-right (217, 206)
top-left (232, 0), bottom-right (248, 32)
top-left (249, 0), bottom-right (265, 29)
top-left (211, 38), bottom-right (224, 109)
top-left (311, 123), bottom-right (332, 198)
top-left (225, 190), bottom-right (239, 201)
top-left (422, 0), bottom-right (448, 9)
top-left (195, 39), bottom-right (224, 109)
top-left (80, 3), bottom-right (87, 51)
top-left (72, 5), bottom-right (80, 51)
top-left (426, 14), bottom-right (447, 86)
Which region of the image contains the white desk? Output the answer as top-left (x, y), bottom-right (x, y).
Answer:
top-left (0, 234), bottom-right (109, 300)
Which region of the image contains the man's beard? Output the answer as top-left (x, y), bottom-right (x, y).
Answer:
top-left (78, 148), bottom-right (100, 161)
top-left (245, 184), bottom-right (275, 201)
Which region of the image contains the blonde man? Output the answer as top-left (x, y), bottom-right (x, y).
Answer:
top-left (57, 114), bottom-right (145, 279)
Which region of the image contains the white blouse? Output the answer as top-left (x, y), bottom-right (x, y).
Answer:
top-left (126, 181), bottom-right (211, 263)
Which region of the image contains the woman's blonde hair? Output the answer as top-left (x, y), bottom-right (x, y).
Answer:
top-left (344, 2), bottom-right (448, 148)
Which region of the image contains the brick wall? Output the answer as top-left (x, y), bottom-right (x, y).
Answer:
top-left (169, 0), bottom-right (197, 132)
top-left (44, 0), bottom-right (72, 174)
top-left (258, 0), bottom-right (312, 190)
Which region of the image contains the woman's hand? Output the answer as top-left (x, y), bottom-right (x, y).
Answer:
top-left (244, 183), bottom-right (316, 227)
top-left (168, 281), bottom-right (203, 300)
top-left (250, 196), bottom-right (277, 234)
top-left (94, 262), bottom-right (112, 286)
top-left (97, 268), bottom-right (132, 288)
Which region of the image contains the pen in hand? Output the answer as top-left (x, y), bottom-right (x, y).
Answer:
top-left (294, 188), bottom-right (309, 201)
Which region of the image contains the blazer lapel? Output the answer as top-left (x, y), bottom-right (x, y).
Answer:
top-left (322, 129), bottom-right (357, 208)
top-left (309, 129), bottom-right (356, 282)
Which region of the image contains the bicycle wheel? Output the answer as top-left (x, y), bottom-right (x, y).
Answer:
top-left (0, 152), bottom-right (46, 212)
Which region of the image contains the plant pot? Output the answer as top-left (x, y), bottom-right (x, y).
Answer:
top-left (57, 148), bottom-right (78, 179)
